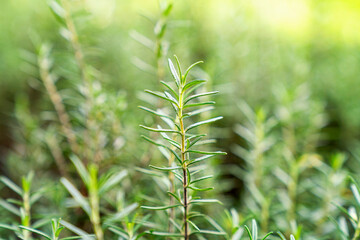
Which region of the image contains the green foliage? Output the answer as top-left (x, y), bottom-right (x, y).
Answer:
top-left (19, 219), bottom-right (86, 240)
top-left (0, 172), bottom-right (39, 239)
top-left (0, 0), bottom-right (360, 240)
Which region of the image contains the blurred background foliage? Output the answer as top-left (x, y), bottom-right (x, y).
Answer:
top-left (1, 0), bottom-right (360, 148)
top-left (1, 0), bottom-right (360, 239)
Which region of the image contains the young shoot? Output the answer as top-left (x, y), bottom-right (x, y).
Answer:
top-left (140, 56), bottom-right (226, 239)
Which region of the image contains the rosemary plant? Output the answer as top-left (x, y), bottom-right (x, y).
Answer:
top-left (243, 219), bottom-right (273, 240)
top-left (131, 0), bottom-right (173, 83)
top-left (61, 155), bottom-right (129, 240)
top-left (232, 102), bottom-right (277, 232)
top-left (333, 177), bottom-right (360, 240)
top-left (19, 218), bottom-right (83, 240)
top-left (140, 56), bottom-right (226, 239)
top-left (131, 1), bottom-right (176, 232)
top-left (272, 83), bottom-right (326, 238)
top-left (0, 172), bottom-right (41, 239)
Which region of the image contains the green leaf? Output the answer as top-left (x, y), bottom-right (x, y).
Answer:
top-left (53, 219), bottom-right (63, 237)
top-left (0, 176), bottom-right (22, 196)
top-left (188, 186), bottom-right (214, 191)
top-left (184, 106), bottom-right (214, 118)
top-left (164, 91), bottom-right (179, 107)
top-left (187, 134), bottom-right (207, 140)
top-left (349, 177), bottom-right (360, 206)
top-left (187, 150), bottom-right (227, 155)
top-left (173, 55), bottom-right (183, 84)
top-left (169, 218), bottom-right (182, 233)
top-left (69, 155), bottom-right (90, 187)
top-left (19, 226), bottom-right (51, 240)
top-left (190, 199), bottom-right (221, 204)
top-left (232, 228), bottom-right (244, 240)
top-left (186, 135), bottom-right (205, 150)
top-left (183, 80), bottom-right (206, 92)
top-left (155, 21), bottom-right (167, 39)
top-left (186, 116), bottom-right (223, 132)
top-left (162, 2), bottom-right (173, 17)
top-left (135, 167), bottom-right (163, 177)
top-left (189, 155), bottom-right (216, 165)
top-left (190, 175), bottom-right (213, 184)
top-left (144, 90), bottom-right (179, 107)
top-left (60, 178), bottom-right (90, 215)
top-left (184, 101), bottom-right (215, 109)
top-left (141, 204), bottom-right (181, 210)
top-left (262, 232), bottom-right (274, 239)
top-left (188, 219), bottom-right (200, 231)
top-left (138, 106), bottom-right (173, 120)
top-left (0, 199), bottom-right (20, 216)
top-left (252, 219), bottom-right (258, 240)
top-left (183, 61), bottom-right (203, 83)
top-left (132, 56), bottom-right (156, 73)
top-left (194, 139), bottom-right (216, 146)
top-left (147, 231), bottom-right (183, 237)
top-left (30, 190), bottom-right (44, 205)
top-left (160, 132), bottom-right (181, 150)
top-left (105, 203), bottom-right (138, 224)
top-left (107, 225), bottom-right (129, 238)
top-left (191, 229), bottom-right (226, 236)
top-left (22, 172), bottom-right (33, 193)
top-left (129, 30), bottom-right (154, 49)
top-left (203, 215), bottom-right (226, 235)
top-left (6, 198), bottom-right (22, 206)
top-left (99, 170), bottom-right (127, 195)
top-left (141, 135), bottom-right (181, 163)
top-left (48, 0), bottom-right (66, 25)
top-left (184, 81), bottom-right (206, 99)
top-left (160, 81), bottom-right (179, 99)
top-left (334, 203), bottom-right (357, 222)
top-left (168, 59), bottom-right (180, 86)
top-left (149, 165), bottom-right (182, 171)
top-left (244, 225), bottom-right (253, 240)
top-left (0, 223), bottom-right (18, 231)
top-left (62, 237), bottom-right (84, 240)
top-left (184, 91), bottom-right (218, 104)
top-left (60, 220), bottom-right (94, 240)
top-left (140, 125), bottom-right (180, 134)
top-left (276, 231), bottom-right (287, 240)
top-left (167, 191), bottom-right (182, 203)
top-left (51, 219), bottom-right (57, 235)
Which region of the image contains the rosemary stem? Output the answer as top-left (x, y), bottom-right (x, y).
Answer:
top-left (179, 88), bottom-right (189, 240)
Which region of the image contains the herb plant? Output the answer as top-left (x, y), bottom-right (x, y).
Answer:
top-left (140, 56), bottom-right (226, 239)
top-left (0, 173), bottom-right (39, 239)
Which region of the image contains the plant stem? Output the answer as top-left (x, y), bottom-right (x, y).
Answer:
top-left (61, 0), bottom-right (93, 164)
top-left (47, 136), bottom-right (70, 178)
top-left (352, 220), bottom-right (360, 240)
top-left (38, 49), bottom-right (79, 158)
top-left (89, 165), bottom-right (104, 240)
top-left (260, 198), bottom-right (270, 233)
top-left (182, 167), bottom-right (188, 240)
top-left (90, 194), bottom-right (104, 240)
top-left (287, 162), bottom-right (298, 230)
top-left (60, 0), bottom-right (90, 87)
top-left (168, 136), bottom-right (176, 235)
top-left (22, 188), bottom-right (31, 240)
top-left (179, 87), bottom-right (189, 240)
